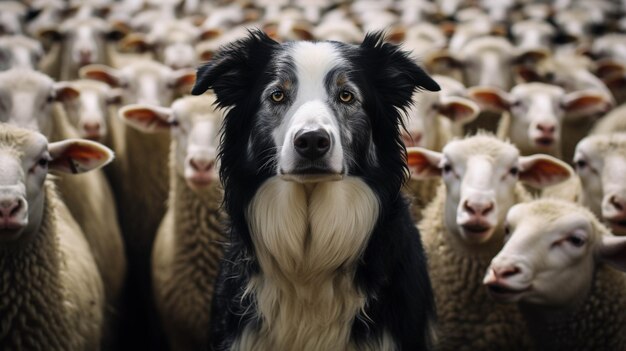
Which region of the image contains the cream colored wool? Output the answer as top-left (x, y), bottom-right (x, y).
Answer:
top-left (419, 184), bottom-right (532, 351)
top-left (151, 149), bottom-right (226, 351)
top-left (591, 103), bottom-right (626, 135)
top-left (50, 104), bottom-right (126, 308)
top-left (0, 181), bottom-right (104, 350)
top-left (404, 178), bottom-right (441, 223)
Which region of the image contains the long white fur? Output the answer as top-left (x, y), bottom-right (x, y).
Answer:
top-left (240, 176), bottom-right (387, 351)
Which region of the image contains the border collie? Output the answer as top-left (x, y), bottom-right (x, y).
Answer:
top-left (192, 30), bottom-right (439, 351)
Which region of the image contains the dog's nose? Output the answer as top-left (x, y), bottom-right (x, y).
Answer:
top-left (294, 129), bottom-right (331, 160)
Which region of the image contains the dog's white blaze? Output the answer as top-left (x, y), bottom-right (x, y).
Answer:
top-left (275, 43), bottom-right (346, 175)
top-left (238, 176), bottom-right (392, 351)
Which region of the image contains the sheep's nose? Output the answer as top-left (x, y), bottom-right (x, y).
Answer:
top-left (83, 122), bottom-right (101, 136)
top-left (463, 199), bottom-right (495, 216)
top-left (0, 197), bottom-right (24, 225)
top-left (536, 123), bottom-right (556, 136)
top-left (492, 265), bottom-right (521, 280)
top-left (294, 129), bottom-right (331, 160)
top-left (190, 158), bottom-right (215, 172)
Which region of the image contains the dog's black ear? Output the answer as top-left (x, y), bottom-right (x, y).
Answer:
top-left (358, 32), bottom-right (440, 110)
top-left (191, 30), bottom-right (278, 108)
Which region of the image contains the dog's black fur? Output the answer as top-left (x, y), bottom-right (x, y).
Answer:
top-left (192, 30), bottom-right (438, 351)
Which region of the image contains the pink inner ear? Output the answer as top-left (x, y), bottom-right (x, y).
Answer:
top-left (470, 91), bottom-right (509, 111)
top-left (565, 95), bottom-right (607, 113)
top-left (176, 74), bottom-right (196, 88)
top-left (84, 70), bottom-right (118, 87)
top-left (50, 143), bottom-right (105, 174)
top-left (125, 109), bottom-right (170, 129)
top-left (520, 159), bottom-right (570, 186)
top-left (57, 87), bottom-right (80, 102)
top-left (440, 102), bottom-right (474, 122)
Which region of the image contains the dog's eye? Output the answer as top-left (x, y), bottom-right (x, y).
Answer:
top-left (270, 90), bottom-right (285, 103)
top-left (339, 90), bottom-right (354, 103)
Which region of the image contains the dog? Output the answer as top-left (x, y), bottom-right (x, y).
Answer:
top-left (192, 30), bottom-right (439, 351)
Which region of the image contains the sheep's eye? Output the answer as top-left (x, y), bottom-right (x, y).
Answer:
top-left (442, 164), bottom-right (452, 173)
top-left (270, 90), bottom-right (285, 103)
top-left (169, 119), bottom-right (179, 127)
top-left (575, 159), bottom-right (587, 170)
top-left (511, 100), bottom-right (522, 108)
top-left (339, 90), bottom-right (354, 103)
top-left (510, 166), bottom-right (519, 176)
top-left (567, 235), bottom-right (585, 247)
top-left (38, 158), bottom-right (49, 167)
top-left (46, 94), bottom-right (55, 103)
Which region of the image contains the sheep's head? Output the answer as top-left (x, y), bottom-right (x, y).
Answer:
top-left (408, 134), bottom-right (571, 245)
top-left (0, 124), bottom-right (113, 243)
top-left (484, 199), bottom-right (626, 309)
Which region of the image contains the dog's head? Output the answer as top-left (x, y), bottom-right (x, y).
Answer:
top-left (192, 30), bottom-right (439, 205)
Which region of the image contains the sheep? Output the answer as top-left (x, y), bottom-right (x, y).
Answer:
top-left (0, 35), bottom-right (44, 71)
top-left (54, 79), bottom-right (122, 145)
top-left (119, 95), bottom-right (226, 351)
top-left (510, 19), bottom-right (555, 62)
top-left (38, 17), bottom-right (115, 81)
top-left (0, 123), bottom-right (113, 350)
top-left (0, 1), bottom-right (27, 35)
top-left (0, 68), bottom-right (127, 319)
top-left (80, 60), bottom-right (195, 348)
top-left (484, 198), bottom-right (626, 350)
top-left (469, 83), bottom-right (612, 159)
top-left (402, 75), bottom-right (479, 222)
top-left (573, 133), bottom-right (626, 236)
top-left (514, 52), bottom-right (616, 162)
top-left (408, 134), bottom-right (573, 351)
top-left (591, 103), bottom-right (626, 135)
top-left (457, 36), bottom-right (516, 91)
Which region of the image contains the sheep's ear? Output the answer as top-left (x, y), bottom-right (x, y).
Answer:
top-left (562, 90), bottom-right (613, 118)
top-left (603, 73), bottom-right (626, 92)
top-left (192, 30), bottom-right (278, 107)
top-left (48, 139), bottom-right (114, 174)
top-left (199, 28), bottom-right (222, 41)
top-left (468, 86), bottom-right (511, 112)
top-left (438, 96), bottom-right (480, 124)
top-left (118, 104), bottom-right (173, 133)
top-left (598, 235), bottom-right (626, 272)
top-left (407, 147), bottom-right (443, 179)
top-left (515, 65), bottom-right (545, 83)
top-left (106, 88), bottom-right (123, 105)
top-left (292, 24), bottom-right (314, 40)
top-left (53, 83), bottom-right (80, 102)
top-left (387, 27), bottom-right (406, 43)
top-left (518, 154), bottom-right (572, 188)
top-left (595, 59), bottom-right (624, 79)
top-left (170, 69), bottom-right (196, 91)
top-left (118, 33), bottom-right (154, 53)
top-left (79, 64), bottom-right (123, 87)
top-left (426, 51), bottom-right (464, 70)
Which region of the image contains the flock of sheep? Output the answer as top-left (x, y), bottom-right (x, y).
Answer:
top-left (0, 0), bottom-right (626, 350)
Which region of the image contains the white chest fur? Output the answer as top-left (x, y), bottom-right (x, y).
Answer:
top-left (235, 176), bottom-right (393, 351)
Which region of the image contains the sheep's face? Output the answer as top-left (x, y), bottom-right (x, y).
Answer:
top-left (65, 22), bottom-right (107, 67)
top-left (408, 135), bottom-right (572, 245)
top-left (55, 81), bottom-right (120, 142)
top-left (484, 200), bottom-right (626, 310)
top-left (170, 102), bottom-right (221, 191)
top-left (0, 36), bottom-right (44, 71)
top-left (79, 62), bottom-right (196, 106)
top-left (0, 69), bottom-right (57, 136)
top-left (118, 96), bottom-right (222, 191)
top-left (0, 129), bottom-right (49, 242)
top-left (0, 124), bottom-right (112, 243)
top-left (459, 38), bottom-right (514, 90)
top-left (403, 76), bottom-right (478, 151)
top-left (575, 135), bottom-right (626, 235)
top-left (469, 83), bottom-right (612, 158)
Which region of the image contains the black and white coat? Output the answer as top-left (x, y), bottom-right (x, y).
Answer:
top-left (192, 31), bottom-right (439, 351)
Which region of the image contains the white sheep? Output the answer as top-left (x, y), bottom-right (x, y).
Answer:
top-left (574, 133), bottom-right (626, 236)
top-left (119, 95), bottom-right (226, 351)
top-left (484, 199), bottom-right (626, 350)
top-left (54, 79), bottom-right (122, 145)
top-left (0, 68), bottom-right (127, 317)
top-left (469, 83), bottom-right (612, 159)
top-left (402, 75), bottom-right (479, 222)
top-left (0, 35), bottom-right (44, 71)
top-left (408, 134), bottom-right (573, 351)
top-left (0, 1), bottom-right (27, 35)
top-left (591, 103), bottom-right (626, 135)
top-left (0, 123), bottom-right (113, 350)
